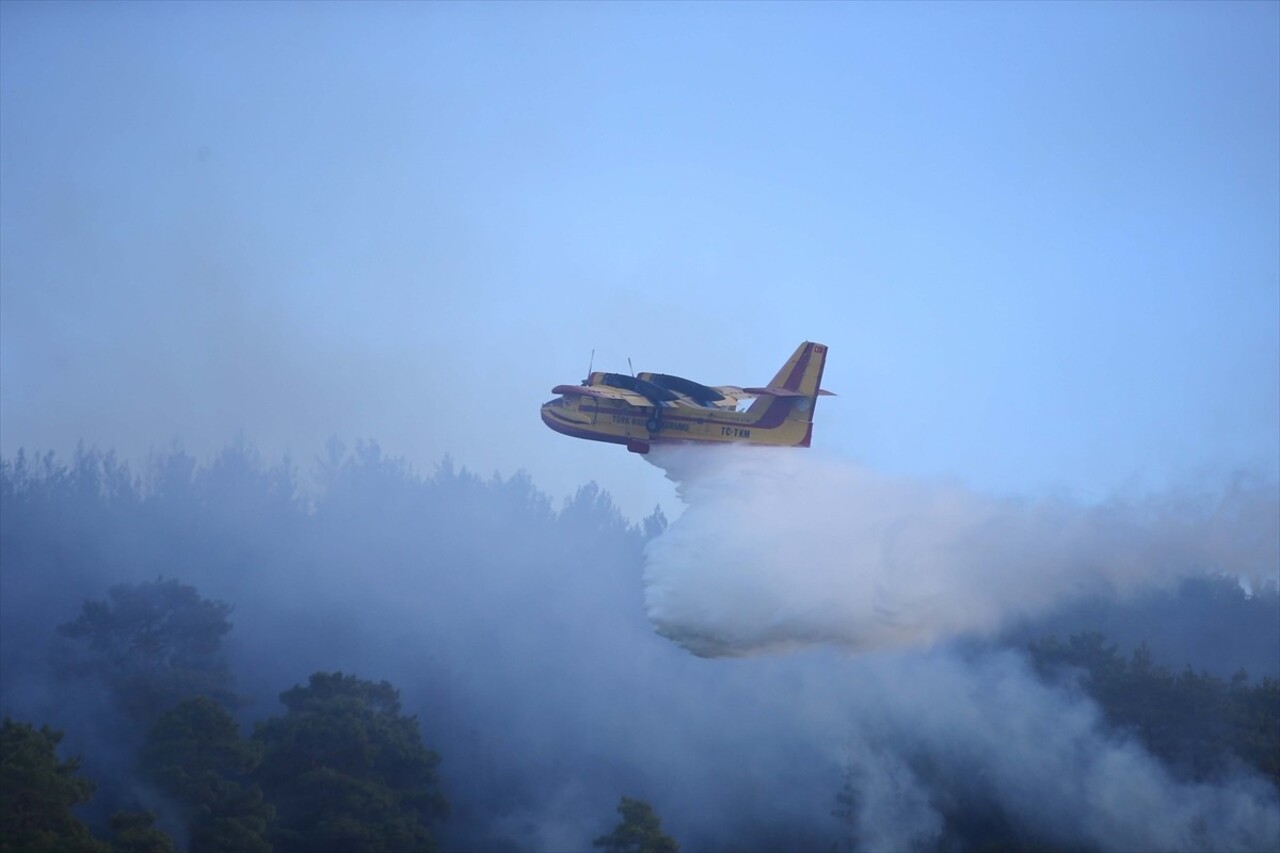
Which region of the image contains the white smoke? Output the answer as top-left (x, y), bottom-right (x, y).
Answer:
top-left (643, 445), bottom-right (1278, 657)
top-left (841, 648), bottom-right (1280, 852)
top-left (639, 446), bottom-right (1280, 851)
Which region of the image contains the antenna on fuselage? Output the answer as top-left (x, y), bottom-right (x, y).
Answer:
top-left (628, 357), bottom-right (635, 378)
top-left (582, 349), bottom-right (594, 385)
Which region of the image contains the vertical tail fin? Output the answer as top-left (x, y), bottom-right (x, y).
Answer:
top-left (743, 342), bottom-right (831, 429)
top-left (764, 341), bottom-right (827, 397)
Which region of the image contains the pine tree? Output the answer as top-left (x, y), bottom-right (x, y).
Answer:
top-left (0, 718), bottom-right (110, 853)
top-left (593, 796), bottom-right (679, 853)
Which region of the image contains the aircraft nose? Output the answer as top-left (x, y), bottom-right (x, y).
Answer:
top-left (541, 400), bottom-right (590, 430)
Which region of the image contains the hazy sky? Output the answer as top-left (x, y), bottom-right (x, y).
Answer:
top-left (2, 1), bottom-right (1277, 519)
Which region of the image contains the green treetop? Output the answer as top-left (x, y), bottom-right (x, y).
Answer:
top-left (593, 796), bottom-right (679, 853)
top-left (253, 672), bottom-right (448, 853)
top-left (0, 718), bottom-right (110, 853)
top-left (139, 697), bottom-right (272, 853)
top-left (58, 579), bottom-right (238, 729)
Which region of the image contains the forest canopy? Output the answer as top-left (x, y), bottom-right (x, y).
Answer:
top-left (1, 443), bottom-right (1276, 851)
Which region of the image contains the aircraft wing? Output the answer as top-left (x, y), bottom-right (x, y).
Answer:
top-left (552, 384), bottom-right (652, 408)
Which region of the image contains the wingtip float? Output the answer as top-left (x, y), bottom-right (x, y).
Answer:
top-left (541, 341), bottom-right (834, 455)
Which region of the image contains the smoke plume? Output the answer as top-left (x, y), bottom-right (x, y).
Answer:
top-left (835, 648), bottom-right (1280, 852)
top-left (643, 445), bottom-right (1280, 852)
top-left (643, 445), bottom-right (1278, 657)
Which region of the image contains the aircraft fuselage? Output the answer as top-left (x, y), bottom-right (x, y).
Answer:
top-left (540, 342), bottom-right (831, 454)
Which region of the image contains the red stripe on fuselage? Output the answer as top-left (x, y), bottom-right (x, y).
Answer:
top-left (543, 397), bottom-right (802, 443)
top-left (744, 395), bottom-right (796, 429)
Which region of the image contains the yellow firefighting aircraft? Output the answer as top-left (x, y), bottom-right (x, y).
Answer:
top-left (541, 341), bottom-right (834, 454)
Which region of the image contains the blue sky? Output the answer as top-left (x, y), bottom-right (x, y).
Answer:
top-left (2, 1), bottom-right (1276, 518)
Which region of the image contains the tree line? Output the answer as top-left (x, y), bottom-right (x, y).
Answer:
top-left (1027, 632), bottom-right (1279, 789)
top-left (3, 577), bottom-right (677, 853)
top-left (0, 444), bottom-right (681, 851)
top-left (1, 443), bottom-right (1275, 851)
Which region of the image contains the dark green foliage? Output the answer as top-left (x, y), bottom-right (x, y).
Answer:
top-left (139, 698), bottom-right (272, 853)
top-left (4, 444), bottom-right (639, 851)
top-left (916, 757), bottom-right (1061, 853)
top-left (593, 796), bottom-right (679, 853)
top-left (253, 672), bottom-right (448, 853)
top-left (58, 579), bottom-right (238, 728)
top-left (107, 811), bottom-right (175, 853)
top-left (0, 718), bottom-right (110, 853)
top-left (1028, 632), bottom-right (1280, 787)
top-left (1230, 673), bottom-right (1280, 784)
top-left (1011, 574), bottom-right (1280, 680)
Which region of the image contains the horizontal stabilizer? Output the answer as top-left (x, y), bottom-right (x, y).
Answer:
top-left (743, 386), bottom-right (836, 397)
